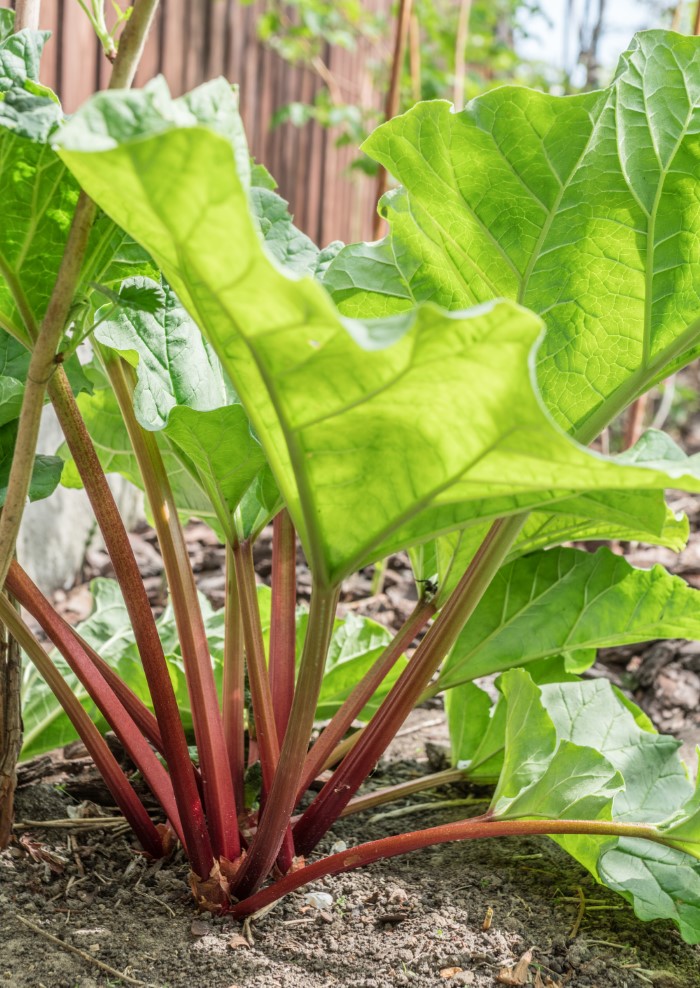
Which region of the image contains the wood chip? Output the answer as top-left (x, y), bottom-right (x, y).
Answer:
top-left (481, 905), bottom-right (493, 931)
top-left (227, 934), bottom-right (250, 950)
top-left (439, 967), bottom-right (464, 979)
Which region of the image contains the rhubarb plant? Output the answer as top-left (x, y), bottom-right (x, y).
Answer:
top-left (2, 7), bottom-right (700, 941)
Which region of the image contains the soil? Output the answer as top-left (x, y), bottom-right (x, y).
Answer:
top-left (4, 385), bottom-right (700, 987)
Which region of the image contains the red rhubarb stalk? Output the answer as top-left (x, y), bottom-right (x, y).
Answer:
top-left (104, 354), bottom-right (240, 862)
top-left (6, 563), bottom-right (186, 847)
top-left (293, 517), bottom-right (523, 856)
top-left (48, 367), bottom-right (214, 878)
top-left (297, 597), bottom-right (435, 800)
top-left (223, 545), bottom-right (246, 810)
top-left (232, 815), bottom-right (671, 918)
top-left (269, 510), bottom-right (297, 743)
top-left (0, 597), bottom-right (164, 858)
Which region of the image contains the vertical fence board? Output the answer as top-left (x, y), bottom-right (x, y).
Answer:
top-left (33, 0), bottom-right (391, 244)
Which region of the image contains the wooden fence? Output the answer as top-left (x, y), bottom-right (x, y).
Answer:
top-left (31, 0), bottom-right (390, 244)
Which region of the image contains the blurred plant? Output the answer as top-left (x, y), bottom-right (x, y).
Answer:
top-left (75, 0), bottom-right (132, 60)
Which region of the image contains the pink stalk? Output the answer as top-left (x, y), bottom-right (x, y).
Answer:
top-left (232, 815), bottom-right (668, 918)
top-left (293, 518), bottom-right (523, 856)
top-left (6, 563), bottom-right (186, 847)
top-left (269, 510), bottom-right (297, 743)
top-left (48, 367), bottom-right (214, 878)
top-left (223, 545), bottom-right (245, 811)
top-left (104, 355), bottom-right (240, 863)
top-left (296, 598), bottom-right (435, 801)
top-left (0, 596), bottom-right (164, 858)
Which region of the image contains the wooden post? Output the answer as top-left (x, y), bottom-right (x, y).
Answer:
top-left (13, 0), bottom-right (41, 31)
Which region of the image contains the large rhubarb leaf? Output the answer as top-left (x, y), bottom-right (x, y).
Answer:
top-left (437, 545), bottom-right (700, 692)
top-left (350, 30), bottom-right (700, 439)
top-left (534, 677), bottom-right (700, 943)
top-left (55, 85), bottom-right (700, 586)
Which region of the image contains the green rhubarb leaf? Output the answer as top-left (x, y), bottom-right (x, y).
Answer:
top-left (0, 27), bottom-right (50, 92)
top-left (445, 681), bottom-right (492, 768)
top-left (55, 90), bottom-right (700, 586)
top-left (537, 677), bottom-right (700, 942)
top-left (0, 419), bottom-right (62, 505)
top-left (447, 657), bottom-right (583, 779)
top-left (437, 545), bottom-right (700, 692)
top-left (0, 102), bottom-right (77, 343)
top-left (313, 611), bottom-right (407, 721)
top-left (357, 30), bottom-right (700, 437)
top-left (490, 669), bottom-right (622, 821)
top-left (94, 276), bottom-right (279, 540)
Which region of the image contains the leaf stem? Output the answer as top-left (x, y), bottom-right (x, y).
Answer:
top-left (338, 767), bottom-right (467, 820)
top-left (297, 597), bottom-right (435, 800)
top-left (231, 537), bottom-right (280, 790)
top-left (269, 510), bottom-right (297, 743)
top-left (223, 544), bottom-right (245, 810)
top-left (232, 582), bottom-right (339, 899)
top-left (6, 562), bottom-right (186, 847)
top-left (104, 353), bottom-right (240, 862)
top-left (292, 516), bottom-right (523, 856)
top-left (0, 595), bottom-right (164, 858)
top-left (232, 815), bottom-right (673, 918)
top-left (47, 365), bottom-right (214, 877)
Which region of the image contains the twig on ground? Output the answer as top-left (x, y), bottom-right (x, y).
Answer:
top-left (15, 914), bottom-right (159, 987)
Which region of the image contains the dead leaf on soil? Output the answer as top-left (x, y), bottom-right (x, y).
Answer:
top-left (534, 973), bottom-right (562, 988)
top-left (17, 835), bottom-right (67, 873)
top-left (439, 967), bottom-right (464, 978)
top-left (497, 948), bottom-right (534, 985)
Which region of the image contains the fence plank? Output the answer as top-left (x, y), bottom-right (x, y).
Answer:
top-left (34, 0), bottom-right (390, 244)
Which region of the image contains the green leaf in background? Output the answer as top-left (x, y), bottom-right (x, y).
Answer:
top-left (57, 376), bottom-right (226, 539)
top-left (0, 100), bottom-right (77, 343)
top-left (55, 85), bottom-right (700, 586)
top-left (21, 578), bottom-right (401, 757)
top-left (490, 669), bottom-right (622, 822)
top-left (354, 31), bottom-right (700, 438)
top-left (533, 677), bottom-right (700, 943)
top-left (446, 656), bottom-right (583, 782)
top-left (94, 276), bottom-right (279, 541)
top-left (0, 419), bottom-right (62, 505)
top-left (436, 545), bottom-right (700, 692)
top-left (313, 611), bottom-right (407, 721)
top-left (0, 25), bottom-right (50, 92)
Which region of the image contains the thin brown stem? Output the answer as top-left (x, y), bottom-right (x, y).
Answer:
top-left (13, 0), bottom-right (41, 31)
top-left (0, 594), bottom-right (21, 848)
top-left (373, 0), bottom-right (413, 239)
